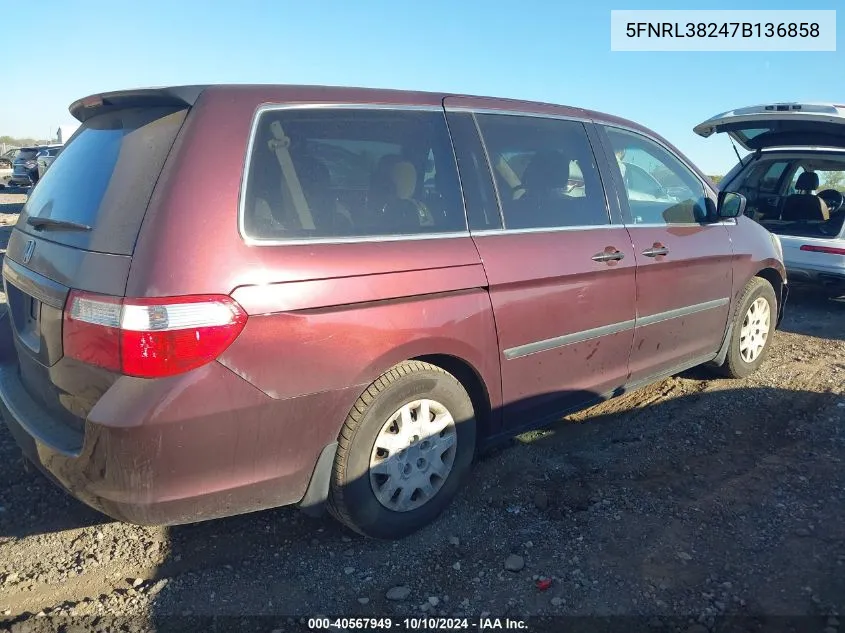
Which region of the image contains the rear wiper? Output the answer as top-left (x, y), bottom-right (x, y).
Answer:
top-left (26, 217), bottom-right (92, 232)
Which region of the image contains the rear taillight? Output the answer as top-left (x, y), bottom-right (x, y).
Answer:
top-left (63, 292), bottom-right (247, 378)
top-left (800, 245), bottom-right (845, 255)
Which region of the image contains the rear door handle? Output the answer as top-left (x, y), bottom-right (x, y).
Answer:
top-left (642, 246), bottom-right (669, 257)
top-left (592, 249), bottom-right (625, 263)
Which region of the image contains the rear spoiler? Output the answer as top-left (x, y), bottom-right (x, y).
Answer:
top-left (69, 86), bottom-right (208, 122)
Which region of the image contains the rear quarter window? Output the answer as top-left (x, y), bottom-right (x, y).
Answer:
top-left (242, 108), bottom-right (467, 241)
top-left (19, 107), bottom-right (188, 255)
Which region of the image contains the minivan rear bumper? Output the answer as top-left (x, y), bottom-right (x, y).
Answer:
top-left (0, 359), bottom-right (357, 525)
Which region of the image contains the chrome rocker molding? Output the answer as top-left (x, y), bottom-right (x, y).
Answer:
top-left (504, 319), bottom-right (636, 361)
top-left (637, 297), bottom-right (729, 328)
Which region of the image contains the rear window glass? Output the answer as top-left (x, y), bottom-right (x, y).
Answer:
top-left (18, 149), bottom-right (38, 159)
top-left (733, 160), bottom-right (784, 198)
top-left (759, 161), bottom-right (788, 192)
top-left (20, 107), bottom-right (187, 255)
top-left (242, 108), bottom-right (466, 240)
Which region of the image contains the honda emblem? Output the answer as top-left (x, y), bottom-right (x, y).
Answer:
top-left (22, 239), bottom-right (35, 264)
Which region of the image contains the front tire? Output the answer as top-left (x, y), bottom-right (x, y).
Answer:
top-left (328, 361), bottom-right (476, 539)
top-left (717, 277), bottom-right (777, 379)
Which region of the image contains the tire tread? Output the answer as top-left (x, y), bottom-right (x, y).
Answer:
top-left (327, 361), bottom-right (451, 534)
top-left (716, 277), bottom-right (776, 378)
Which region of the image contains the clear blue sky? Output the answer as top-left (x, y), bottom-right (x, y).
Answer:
top-left (2, 0), bottom-right (842, 174)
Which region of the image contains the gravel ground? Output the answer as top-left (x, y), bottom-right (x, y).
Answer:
top-left (0, 192), bottom-right (843, 632)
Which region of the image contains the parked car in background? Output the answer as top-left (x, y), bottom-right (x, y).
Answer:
top-left (696, 103), bottom-right (845, 298)
top-left (0, 148), bottom-right (17, 169)
top-left (8, 144), bottom-right (62, 187)
top-left (0, 161), bottom-right (11, 188)
top-left (8, 147), bottom-right (35, 187)
top-left (36, 146), bottom-right (62, 181)
top-left (0, 149), bottom-right (15, 187)
top-left (7, 147), bottom-right (39, 187)
top-left (0, 85), bottom-right (786, 540)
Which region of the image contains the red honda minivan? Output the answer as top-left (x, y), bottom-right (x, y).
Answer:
top-left (0, 85), bottom-right (786, 539)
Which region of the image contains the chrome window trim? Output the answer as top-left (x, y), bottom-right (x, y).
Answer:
top-left (241, 231), bottom-right (470, 247)
top-left (252, 103), bottom-right (444, 113)
top-left (626, 220), bottom-right (736, 228)
top-left (468, 221), bottom-right (735, 237)
top-left (471, 224), bottom-right (627, 237)
top-left (238, 102), bottom-right (465, 247)
top-left (503, 297), bottom-right (731, 360)
top-left (445, 106), bottom-right (588, 124)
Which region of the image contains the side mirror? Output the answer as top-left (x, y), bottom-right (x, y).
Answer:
top-left (717, 191), bottom-right (746, 218)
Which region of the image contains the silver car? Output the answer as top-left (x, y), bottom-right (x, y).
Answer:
top-left (696, 103), bottom-right (845, 298)
top-left (36, 146), bottom-right (62, 180)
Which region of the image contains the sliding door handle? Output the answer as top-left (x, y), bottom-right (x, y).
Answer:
top-left (642, 245), bottom-right (669, 258)
top-left (592, 249), bottom-right (625, 263)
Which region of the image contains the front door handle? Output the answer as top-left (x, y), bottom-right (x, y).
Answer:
top-left (592, 249), bottom-right (625, 263)
top-left (642, 245), bottom-right (669, 258)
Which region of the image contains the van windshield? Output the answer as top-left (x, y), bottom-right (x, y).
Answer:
top-left (19, 107), bottom-right (187, 255)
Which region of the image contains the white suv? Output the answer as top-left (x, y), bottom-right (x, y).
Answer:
top-left (696, 103), bottom-right (845, 298)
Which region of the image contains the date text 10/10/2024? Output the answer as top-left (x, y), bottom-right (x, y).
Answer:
top-left (307, 617), bottom-right (529, 630)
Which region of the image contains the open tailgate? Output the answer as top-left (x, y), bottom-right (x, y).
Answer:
top-left (694, 103), bottom-right (845, 151)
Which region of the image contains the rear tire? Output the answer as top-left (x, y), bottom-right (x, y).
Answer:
top-left (328, 361), bottom-right (476, 539)
top-left (716, 277), bottom-right (777, 379)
